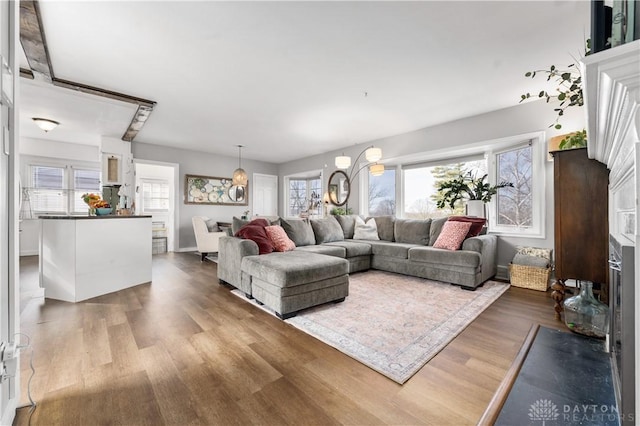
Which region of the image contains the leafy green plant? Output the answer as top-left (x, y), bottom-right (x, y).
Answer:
top-left (329, 207), bottom-right (353, 215)
top-left (559, 129), bottom-right (587, 149)
top-left (519, 40), bottom-right (590, 130)
top-left (436, 173), bottom-right (513, 210)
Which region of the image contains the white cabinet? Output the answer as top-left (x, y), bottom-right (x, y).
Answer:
top-left (19, 219), bottom-right (40, 256)
top-left (40, 216), bottom-right (152, 302)
top-left (102, 153), bottom-right (122, 185)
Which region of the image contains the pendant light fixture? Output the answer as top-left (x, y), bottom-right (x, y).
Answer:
top-left (232, 145), bottom-right (248, 186)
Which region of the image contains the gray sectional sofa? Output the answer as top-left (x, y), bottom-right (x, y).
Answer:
top-left (217, 215), bottom-right (497, 319)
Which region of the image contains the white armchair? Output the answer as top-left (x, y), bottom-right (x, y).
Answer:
top-left (192, 216), bottom-right (226, 261)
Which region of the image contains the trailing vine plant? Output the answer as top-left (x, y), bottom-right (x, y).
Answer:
top-left (519, 40), bottom-right (591, 148)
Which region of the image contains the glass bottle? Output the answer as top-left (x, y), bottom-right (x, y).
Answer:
top-left (564, 280), bottom-right (609, 338)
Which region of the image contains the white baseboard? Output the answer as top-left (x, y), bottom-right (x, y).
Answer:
top-left (176, 246), bottom-right (197, 253)
top-left (19, 250), bottom-right (38, 257)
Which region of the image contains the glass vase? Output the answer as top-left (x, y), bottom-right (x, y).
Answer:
top-left (88, 207), bottom-right (96, 216)
top-left (564, 280), bottom-right (609, 338)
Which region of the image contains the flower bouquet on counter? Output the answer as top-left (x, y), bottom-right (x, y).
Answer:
top-left (81, 193), bottom-right (111, 216)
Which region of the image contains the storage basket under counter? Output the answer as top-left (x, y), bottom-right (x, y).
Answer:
top-left (152, 221), bottom-right (168, 254)
top-left (508, 247), bottom-right (552, 291)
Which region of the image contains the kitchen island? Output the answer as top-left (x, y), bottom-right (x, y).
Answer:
top-left (39, 215), bottom-right (152, 302)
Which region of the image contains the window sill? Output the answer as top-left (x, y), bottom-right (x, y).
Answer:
top-left (488, 229), bottom-right (546, 240)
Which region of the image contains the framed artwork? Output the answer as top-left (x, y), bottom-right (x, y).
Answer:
top-left (184, 174), bottom-right (248, 205)
top-left (1, 56), bottom-right (14, 107)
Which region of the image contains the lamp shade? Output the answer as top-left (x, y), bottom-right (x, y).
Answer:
top-left (335, 155), bottom-right (351, 169)
top-left (369, 164), bottom-right (385, 176)
top-left (32, 117), bottom-right (60, 132)
top-left (365, 147), bottom-right (382, 162)
top-left (232, 168), bottom-right (248, 186)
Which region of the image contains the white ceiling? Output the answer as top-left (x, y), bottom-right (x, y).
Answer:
top-left (20, 1), bottom-right (590, 163)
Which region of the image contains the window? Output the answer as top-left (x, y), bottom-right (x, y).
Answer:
top-left (72, 169), bottom-right (102, 213)
top-left (288, 177), bottom-right (321, 217)
top-left (31, 165), bottom-right (66, 213)
top-left (29, 163), bottom-right (101, 215)
top-left (403, 159), bottom-right (486, 219)
top-left (375, 132), bottom-right (545, 237)
top-left (368, 168), bottom-right (396, 216)
top-left (490, 142), bottom-right (541, 235)
top-left (141, 180), bottom-right (170, 212)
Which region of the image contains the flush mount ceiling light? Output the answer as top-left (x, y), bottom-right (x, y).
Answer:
top-left (32, 117), bottom-right (60, 132)
top-left (232, 145), bottom-right (248, 186)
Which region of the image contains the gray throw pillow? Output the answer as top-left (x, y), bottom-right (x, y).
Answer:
top-left (429, 217), bottom-right (449, 246)
top-left (280, 218), bottom-right (316, 247)
top-left (394, 218), bottom-right (431, 245)
top-left (232, 217), bottom-right (249, 235)
top-left (205, 219), bottom-right (220, 232)
top-left (310, 216), bottom-right (345, 244)
top-left (334, 214), bottom-right (359, 239)
top-left (366, 216), bottom-right (395, 241)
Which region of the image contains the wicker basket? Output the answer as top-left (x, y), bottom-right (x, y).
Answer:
top-left (509, 263), bottom-right (551, 291)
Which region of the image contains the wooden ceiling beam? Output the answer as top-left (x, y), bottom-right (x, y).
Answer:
top-left (20, 68), bottom-right (35, 79)
top-left (53, 78), bottom-right (156, 142)
top-left (122, 105), bottom-right (154, 142)
top-left (19, 0), bottom-right (157, 142)
top-left (20, 0), bottom-right (53, 82)
top-left (52, 78), bottom-right (156, 108)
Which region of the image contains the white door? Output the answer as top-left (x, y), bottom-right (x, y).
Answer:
top-left (1, 2), bottom-right (18, 423)
top-left (252, 174), bottom-right (278, 217)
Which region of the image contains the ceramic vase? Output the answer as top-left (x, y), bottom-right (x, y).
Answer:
top-left (466, 200), bottom-right (485, 218)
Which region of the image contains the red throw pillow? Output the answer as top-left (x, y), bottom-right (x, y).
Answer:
top-left (234, 219), bottom-right (274, 254)
top-left (433, 221), bottom-right (473, 251)
top-left (247, 218), bottom-right (270, 228)
top-left (448, 216), bottom-right (486, 238)
top-left (265, 225), bottom-right (296, 252)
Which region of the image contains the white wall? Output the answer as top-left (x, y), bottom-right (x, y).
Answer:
top-left (132, 143), bottom-right (279, 250)
top-left (277, 98), bottom-right (587, 276)
top-left (101, 137), bottom-right (134, 208)
top-left (21, 137), bottom-right (100, 163)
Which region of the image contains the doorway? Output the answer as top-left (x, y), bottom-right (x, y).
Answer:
top-left (252, 173), bottom-right (278, 217)
top-left (134, 160), bottom-right (179, 253)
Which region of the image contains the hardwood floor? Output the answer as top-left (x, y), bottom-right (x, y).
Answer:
top-left (15, 253), bottom-right (562, 425)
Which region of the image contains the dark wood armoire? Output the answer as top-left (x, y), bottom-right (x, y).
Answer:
top-left (550, 148), bottom-right (609, 320)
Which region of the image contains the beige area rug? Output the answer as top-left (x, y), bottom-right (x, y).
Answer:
top-left (232, 270), bottom-right (509, 384)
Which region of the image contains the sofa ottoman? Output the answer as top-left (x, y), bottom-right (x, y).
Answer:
top-left (240, 251), bottom-right (349, 319)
